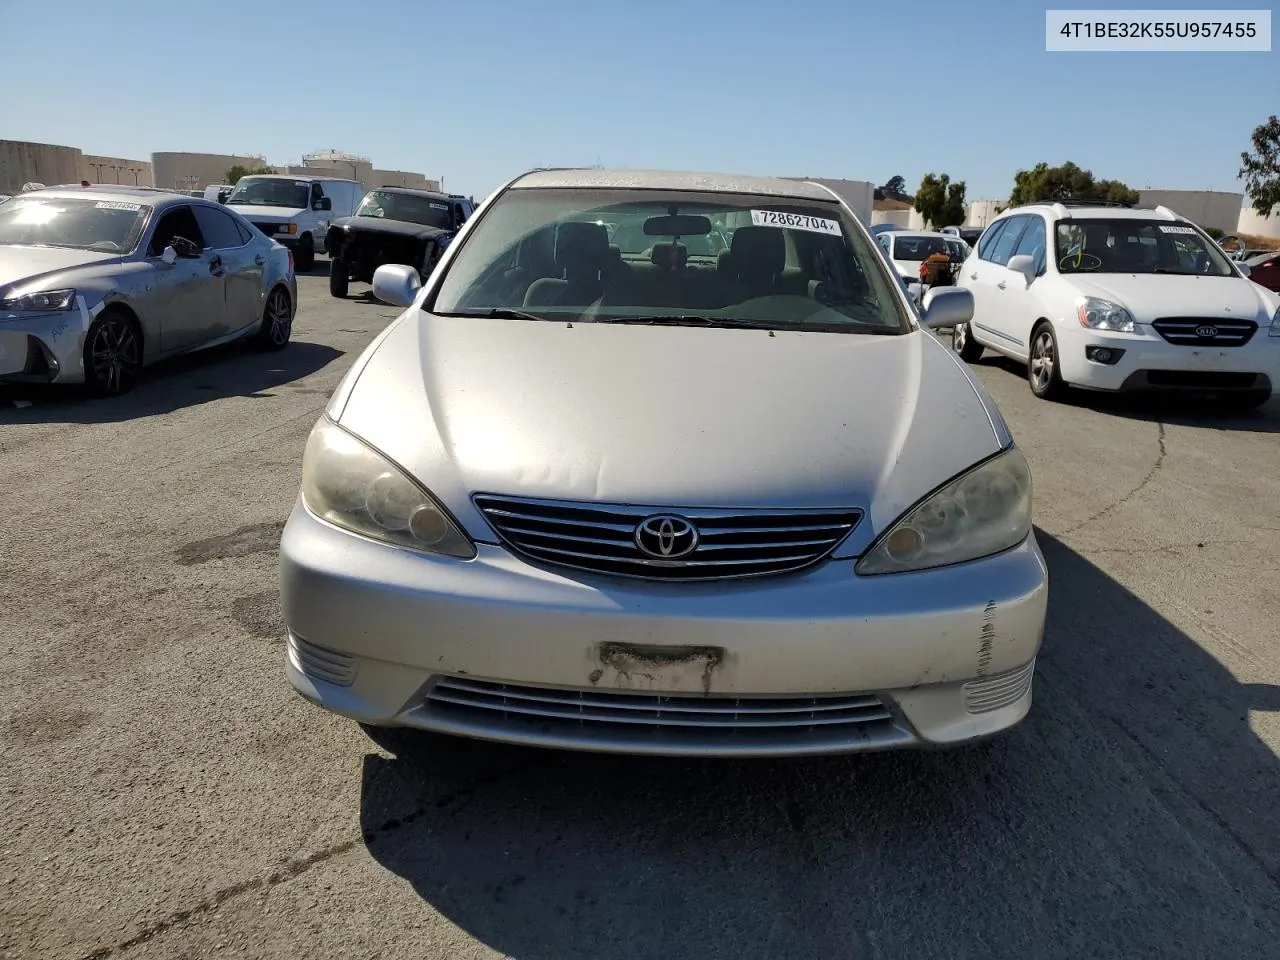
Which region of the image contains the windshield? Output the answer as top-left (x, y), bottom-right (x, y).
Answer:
top-left (226, 177), bottom-right (310, 209)
top-left (1055, 219), bottom-right (1236, 276)
top-left (356, 191), bottom-right (452, 229)
top-left (430, 188), bottom-right (909, 334)
top-left (891, 235), bottom-right (951, 261)
top-left (0, 197), bottom-right (149, 252)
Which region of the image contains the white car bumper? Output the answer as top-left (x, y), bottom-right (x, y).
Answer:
top-left (1056, 320), bottom-right (1280, 393)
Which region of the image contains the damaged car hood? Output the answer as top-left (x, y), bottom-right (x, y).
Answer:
top-left (335, 314), bottom-right (1007, 546)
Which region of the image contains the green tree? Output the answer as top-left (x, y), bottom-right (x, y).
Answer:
top-left (914, 173), bottom-right (967, 228)
top-left (1008, 161), bottom-right (1139, 206)
top-left (224, 164), bottom-right (275, 184)
top-left (879, 175), bottom-right (908, 199)
top-left (1239, 115), bottom-right (1280, 217)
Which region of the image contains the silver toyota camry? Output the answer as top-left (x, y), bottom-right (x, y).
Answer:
top-left (0, 185), bottom-right (297, 395)
top-left (280, 168), bottom-right (1049, 758)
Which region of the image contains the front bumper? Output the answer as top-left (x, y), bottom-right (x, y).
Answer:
top-left (0, 311), bottom-right (83, 383)
top-left (1057, 322), bottom-right (1280, 393)
top-left (279, 499), bottom-right (1050, 757)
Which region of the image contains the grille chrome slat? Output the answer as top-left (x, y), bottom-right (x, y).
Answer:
top-left (435, 677), bottom-right (884, 714)
top-left (1151, 317), bottom-right (1258, 347)
top-left (425, 677), bottom-right (898, 740)
top-left (475, 494), bottom-right (861, 581)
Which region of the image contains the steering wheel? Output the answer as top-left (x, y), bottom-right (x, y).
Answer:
top-left (1217, 235), bottom-right (1246, 260)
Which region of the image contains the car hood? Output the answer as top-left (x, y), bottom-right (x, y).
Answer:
top-left (1069, 273), bottom-right (1277, 323)
top-left (330, 217), bottom-right (448, 240)
top-left (224, 204), bottom-right (304, 220)
top-left (891, 258), bottom-right (922, 279)
top-left (0, 246), bottom-right (123, 292)
top-left (335, 315), bottom-right (1007, 546)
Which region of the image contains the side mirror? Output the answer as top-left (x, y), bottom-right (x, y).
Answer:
top-left (372, 264), bottom-right (422, 307)
top-left (161, 246), bottom-right (178, 265)
top-left (920, 287), bottom-right (974, 329)
top-left (1006, 254), bottom-right (1037, 285)
top-left (314, 197), bottom-right (332, 211)
top-left (1236, 262), bottom-right (1252, 278)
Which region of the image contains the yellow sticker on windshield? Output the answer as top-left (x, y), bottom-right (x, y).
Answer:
top-left (750, 210), bottom-right (841, 236)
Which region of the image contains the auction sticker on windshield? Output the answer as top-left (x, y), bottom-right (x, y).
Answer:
top-left (1158, 225), bottom-right (1198, 234)
top-left (95, 201), bottom-right (141, 211)
top-left (751, 210), bottom-right (842, 236)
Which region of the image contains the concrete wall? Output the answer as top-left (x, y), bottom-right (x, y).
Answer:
top-left (870, 209), bottom-right (911, 228)
top-left (152, 152), bottom-right (268, 191)
top-left (1138, 189), bottom-right (1243, 234)
top-left (0, 140), bottom-right (83, 193)
top-left (1236, 205), bottom-right (1280, 241)
top-left (372, 169), bottom-right (438, 190)
top-left (965, 200), bottom-right (1004, 228)
top-left (82, 154), bottom-right (152, 187)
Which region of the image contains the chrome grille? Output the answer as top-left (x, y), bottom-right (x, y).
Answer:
top-left (421, 676), bottom-right (903, 752)
top-left (251, 221), bottom-right (280, 235)
top-left (1151, 317), bottom-right (1257, 347)
top-left (473, 495), bottom-right (861, 581)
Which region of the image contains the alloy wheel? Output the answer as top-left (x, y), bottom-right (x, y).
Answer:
top-left (1030, 329), bottom-right (1055, 391)
top-left (266, 290), bottom-right (291, 346)
top-left (89, 317), bottom-right (140, 394)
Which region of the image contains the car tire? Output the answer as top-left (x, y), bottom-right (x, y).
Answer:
top-left (1218, 388), bottom-right (1271, 411)
top-left (294, 238), bottom-right (315, 273)
top-left (83, 308), bottom-right (142, 397)
top-left (329, 258), bottom-right (349, 298)
top-left (254, 287), bottom-right (293, 351)
top-left (1028, 322), bottom-right (1068, 401)
top-left (952, 321), bottom-right (984, 362)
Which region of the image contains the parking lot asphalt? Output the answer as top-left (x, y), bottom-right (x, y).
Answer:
top-left (3, 265), bottom-right (1280, 960)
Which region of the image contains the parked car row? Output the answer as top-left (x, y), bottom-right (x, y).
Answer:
top-left (0, 183), bottom-right (297, 395)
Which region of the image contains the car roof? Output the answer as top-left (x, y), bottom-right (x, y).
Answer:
top-left (369, 186), bottom-right (453, 201)
top-left (16, 186), bottom-right (179, 205)
top-left (243, 173), bottom-right (361, 183)
top-left (1003, 202), bottom-right (1184, 222)
top-left (510, 167), bottom-right (840, 202)
top-left (891, 230), bottom-right (953, 240)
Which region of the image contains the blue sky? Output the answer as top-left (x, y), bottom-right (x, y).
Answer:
top-left (5, 0), bottom-right (1277, 202)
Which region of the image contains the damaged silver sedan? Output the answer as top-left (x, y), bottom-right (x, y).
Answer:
top-left (279, 168), bottom-right (1049, 757)
top-left (0, 186), bottom-right (296, 395)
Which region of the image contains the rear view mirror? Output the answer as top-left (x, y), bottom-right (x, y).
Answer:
top-left (644, 214), bottom-right (713, 236)
top-left (1006, 254), bottom-right (1037, 285)
top-left (920, 287), bottom-right (974, 329)
top-left (372, 264), bottom-right (422, 307)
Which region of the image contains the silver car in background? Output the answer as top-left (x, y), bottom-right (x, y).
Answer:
top-left (280, 168), bottom-right (1049, 758)
top-left (0, 186), bottom-right (297, 395)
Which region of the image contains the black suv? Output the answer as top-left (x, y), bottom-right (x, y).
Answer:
top-left (326, 188), bottom-right (476, 298)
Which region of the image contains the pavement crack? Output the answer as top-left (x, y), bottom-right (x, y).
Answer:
top-left (78, 766), bottom-right (518, 959)
top-left (1060, 419), bottom-right (1166, 538)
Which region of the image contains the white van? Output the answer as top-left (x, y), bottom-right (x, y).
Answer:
top-left (223, 174), bottom-right (366, 271)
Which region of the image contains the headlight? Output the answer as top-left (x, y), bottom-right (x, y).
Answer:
top-left (300, 417), bottom-right (475, 558)
top-left (855, 447), bottom-right (1032, 576)
top-left (0, 288), bottom-right (76, 312)
top-left (1270, 306), bottom-right (1280, 338)
top-left (1077, 297), bottom-right (1134, 332)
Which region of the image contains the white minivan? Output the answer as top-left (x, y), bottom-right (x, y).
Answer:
top-left (224, 174), bottom-right (366, 271)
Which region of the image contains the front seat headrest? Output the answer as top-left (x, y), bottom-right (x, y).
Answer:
top-left (726, 226), bottom-right (785, 278)
top-left (554, 221), bottom-right (610, 274)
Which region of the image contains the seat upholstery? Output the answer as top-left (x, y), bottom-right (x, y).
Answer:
top-left (718, 226), bottom-right (786, 298)
top-left (524, 221), bottom-right (612, 308)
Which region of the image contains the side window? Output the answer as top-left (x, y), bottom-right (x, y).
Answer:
top-left (311, 183), bottom-right (324, 208)
top-left (876, 234), bottom-right (891, 254)
top-left (975, 220), bottom-right (1008, 260)
top-left (147, 206), bottom-right (205, 256)
top-left (453, 202), bottom-right (467, 227)
top-left (1012, 215), bottom-right (1047, 270)
top-left (233, 218), bottom-right (253, 245)
top-left (985, 216), bottom-right (1028, 266)
top-left (193, 205), bottom-right (247, 249)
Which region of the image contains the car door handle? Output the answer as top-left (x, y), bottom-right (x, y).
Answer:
top-left (254, 254), bottom-right (265, 266)
top-left (996, 280), bottom-right (1007, 289)
top-left (969, 272), bottom-right (978, 280)
top-left (209, 256), bottom-right (224, 276)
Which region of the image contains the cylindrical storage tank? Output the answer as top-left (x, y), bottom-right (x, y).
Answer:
top-left (0, 140), bottom-right (84, 193)
top-left (151, 152), bottom-right (268, 191)
top-left (1237, 205), bottom-right (1280, 241)
top-left (373, 169), bottom-right (429, 189)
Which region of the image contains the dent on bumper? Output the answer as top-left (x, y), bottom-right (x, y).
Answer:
top-left (279, 500), bottom-right (1049, 756)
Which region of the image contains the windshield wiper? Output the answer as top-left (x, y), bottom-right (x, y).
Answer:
top-left (1152, 268), bottom-right (1204, 275)
top-left (440, 308), bottom-right (555, 322)
top-left (596, 315), bottom-right (777, 329)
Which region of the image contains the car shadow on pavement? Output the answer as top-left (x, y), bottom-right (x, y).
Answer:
top-left (0, 340), bottom-right (343, 424)
top-left (356, 532), bottom-right (1280, 959)
top-left (975, 354), bottom-right (1280, 433)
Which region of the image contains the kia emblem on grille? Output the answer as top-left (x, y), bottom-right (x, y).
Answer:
top-left (1195, 325), bottom-right (1219, 338)
top-left (634, 515), bottom-right (699, 559)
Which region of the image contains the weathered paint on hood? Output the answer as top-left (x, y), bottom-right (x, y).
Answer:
top-left (0, 246), bottom-right (123, 292)
top-left (336, 314), bottom-right (1006, 551)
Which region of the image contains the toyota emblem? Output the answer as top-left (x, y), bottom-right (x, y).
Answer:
top-left (634, 514), bottom-right (699, 559)
top-left (1195, 324), bottom-right (1219, 338)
